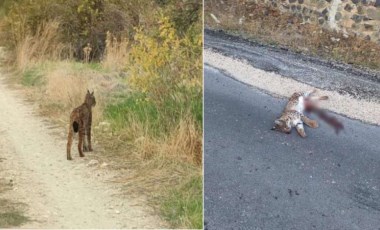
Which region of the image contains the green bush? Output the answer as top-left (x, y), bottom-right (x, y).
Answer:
top-left (21, 68), bottom-right (43, 86)
top-left (104, 87), bottom-right (202, 137)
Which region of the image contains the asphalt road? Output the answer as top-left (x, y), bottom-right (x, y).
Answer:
top-left (204, 66), bottom-right (380, 230)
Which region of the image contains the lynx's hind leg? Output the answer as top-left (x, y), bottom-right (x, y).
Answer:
top-left (83, 133), bottom-right (89, 152)
top-left (78, 124), bottom-right (85, 157)
top-left (301, 115), bottom-right (319, 128)
top-left (67, 127), bottom-right (74, 160)
top-left (86, 126), bottom-right (93, 152)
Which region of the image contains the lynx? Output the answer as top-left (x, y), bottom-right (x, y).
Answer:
top-left (67, 90), bottom-right (96, 160)
top-left (271, 90), bottom-right (328, 138)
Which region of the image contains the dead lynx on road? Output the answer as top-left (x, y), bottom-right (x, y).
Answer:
top-left (67, 90), bottom-right (96, 160)
top-left (271, 90), bottom-right (328, 138)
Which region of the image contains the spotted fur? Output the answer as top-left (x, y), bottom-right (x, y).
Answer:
top-left (66, 90), bottom-right (96, 160)
top-left (271, 90), bottom-right (328, 138)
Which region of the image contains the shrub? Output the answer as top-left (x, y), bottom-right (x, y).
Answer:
top-left (127, 14), bottom-right (202, 103)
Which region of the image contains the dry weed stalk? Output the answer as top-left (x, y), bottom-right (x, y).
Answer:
top-left (15, 21), bottom-right (67, 71)
top-left (102, 31), bottom-right (129, 71)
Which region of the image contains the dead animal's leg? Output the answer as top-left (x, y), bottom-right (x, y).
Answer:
top-left (301, 115), bottom-right (318, 128)
top-left (309, 95), bottom-right (329, 101)
top-left (296, 123), bottom-right (307, 138)
top-left (78, 127), bottom-right (85, 157)
top-left (66, 128), bottom-right (74, 160)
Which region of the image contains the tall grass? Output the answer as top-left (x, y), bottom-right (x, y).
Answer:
top-left (102, 31), bottom-right (129, 71)
top-left (14, 21), bottom-right (69, 71)
top-left (160, 176), bottom-right (203, 229)
top-left (101, 15), bottom-right (203, 228)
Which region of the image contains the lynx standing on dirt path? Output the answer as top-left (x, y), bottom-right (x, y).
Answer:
top-left (271, 89), bottom-right (328, 138)
top-left (67, 90), bottom-right (96, 160)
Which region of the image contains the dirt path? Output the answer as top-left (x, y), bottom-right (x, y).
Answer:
top-left (0, 74), bottom-right (165, 228)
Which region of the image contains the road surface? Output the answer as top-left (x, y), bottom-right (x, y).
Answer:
top-left (204, 31), bottom-right (380, 230)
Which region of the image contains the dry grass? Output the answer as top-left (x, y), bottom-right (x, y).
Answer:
top-left (40, 62), bottom-right (114, 126)
top-left (14, 21), bottom-right (69, 71)
top-left (134, 117), bottom-right (202, 165)
top-left (205, 1), bottom-right (380, 70)
top-left (102, 32), bottom-right (129, 71)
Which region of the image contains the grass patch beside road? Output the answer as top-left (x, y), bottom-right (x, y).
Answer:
top-left (205, 1), bottom-right (380, 70)
top-left (160, 176), bottom-right (203, 229)
top-left (0, 180), bottom-right (29, 228)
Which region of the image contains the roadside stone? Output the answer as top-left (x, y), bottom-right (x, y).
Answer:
top-left (318, 17), bottom-right (325, 25)
top-left (352, 0), bottom-right (360, 4)
top-left (87, 159), bottom-right (99, 167)
top-left (298, 0), bottom-right (304, 4)
top-left (344, 4), bottom-right (353, 11)
top-left (330, 37), bottom-right (340, 42)
top-left (357, 6), bottom-right (364, 14)
top-left (302, 6), bottom-right (308, 14)
top-left (289, 0), bottom-right (297, 3)
top-left (364, 23), bottom-right (374, 30)
top-left (335, 12), bottom-right (342, 21)
top-left (367, 8), bottom-right (380, 20)
top-left (351, 14), bottom-right (363, 23)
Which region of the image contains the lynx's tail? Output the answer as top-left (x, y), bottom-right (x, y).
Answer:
top-left (72, 121), bottom-right (79, 133)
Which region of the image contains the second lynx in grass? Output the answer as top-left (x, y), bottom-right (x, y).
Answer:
top-left (271, 90), bottom-right (328, 138)
top-left (67, 90), bottom-right (96, 160)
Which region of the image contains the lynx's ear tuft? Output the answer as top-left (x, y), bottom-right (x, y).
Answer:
top-left (87, 89), bottom-right (90, 94)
